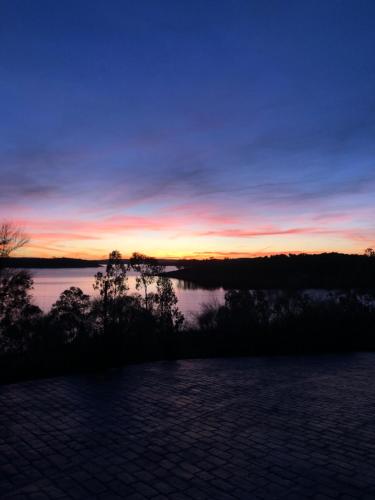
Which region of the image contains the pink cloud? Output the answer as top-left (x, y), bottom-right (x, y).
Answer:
top-left (29, 232), bottom-right (101, 241)
top-left (7, 197), bottom-right (375, 258)
top-left (197, 227), bottom-right (316, 238)
top-left (195, 226), bottom-right (375, 241)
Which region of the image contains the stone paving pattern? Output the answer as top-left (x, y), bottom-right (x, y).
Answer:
top-left (1, 353), bottom-right (375, 499)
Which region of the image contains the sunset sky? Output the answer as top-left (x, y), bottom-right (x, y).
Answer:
top-left (1, 1), bottom-right (375, 258)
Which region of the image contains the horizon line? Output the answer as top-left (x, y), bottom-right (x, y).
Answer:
top-left (8, 249), bottom-right (371, 261)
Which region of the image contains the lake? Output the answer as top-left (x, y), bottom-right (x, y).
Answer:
top-left (28, 267), bottom-right (225, 320)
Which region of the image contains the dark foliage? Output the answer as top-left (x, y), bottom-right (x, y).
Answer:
top-left (0, 250), bottom-right (185, 382)
top-left (182, 289), bottom-right (375, 358)
top-left (166, 253), bottom-right (375, 289)
top-left (0, 269), bottom-right (42, 354)
top-left (1, 246), bottom-right (375, 383)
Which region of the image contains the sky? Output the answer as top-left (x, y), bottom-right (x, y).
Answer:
top-left (1, 0), bottom-right (375, 259)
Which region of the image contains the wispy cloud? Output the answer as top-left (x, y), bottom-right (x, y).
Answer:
top-left (197, 227), bottom-right (313, 238)
top-left (1, 0), bottom-right (375, 257)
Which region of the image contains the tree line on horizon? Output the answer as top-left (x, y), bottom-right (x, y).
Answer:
top-left (168, 249), bottom-right (375, 289)
top-left (3, 246), bottom-right (375, 270)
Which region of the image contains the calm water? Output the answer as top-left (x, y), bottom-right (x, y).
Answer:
top-left (29, 267), bottom-right (225, 319)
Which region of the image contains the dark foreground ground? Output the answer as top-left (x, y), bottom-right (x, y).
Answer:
top-left (1, 354), bottom-right (375, 500)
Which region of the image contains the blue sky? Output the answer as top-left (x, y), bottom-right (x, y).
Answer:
top-left (1, 0), bottom-right (374, 257)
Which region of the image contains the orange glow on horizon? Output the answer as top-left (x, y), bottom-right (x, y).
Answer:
top-left (4, 206), bottom-right (374, 261)
top-left (15, 245), bottom-right (366, 261)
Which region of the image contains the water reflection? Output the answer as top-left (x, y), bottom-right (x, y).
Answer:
top-left (27, 267), bottom-right (373, 321)
top-left (175, 279), bottom-right (221, 291)
top-left (29, 267), bottom-right (226, 319)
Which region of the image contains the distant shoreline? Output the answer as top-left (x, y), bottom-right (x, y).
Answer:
top-left (2, 257), bottom-right (181, 269)
top-left (2, 257), bottom-right (102, 269)
top-left (0, 257), bottom-right (182, 269)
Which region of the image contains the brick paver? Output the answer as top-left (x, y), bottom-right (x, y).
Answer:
top-left (1, 353), bottom-right (375, 499)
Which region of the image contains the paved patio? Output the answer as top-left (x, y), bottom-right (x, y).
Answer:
top-left (1, 354), bottom-right (375, 499)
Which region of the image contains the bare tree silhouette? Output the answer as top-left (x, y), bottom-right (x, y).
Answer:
top-left (0, 222), bottom-right (29, 259)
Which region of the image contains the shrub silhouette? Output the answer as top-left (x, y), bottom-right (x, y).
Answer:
top-left (49, 287), bottom-right (91, 344)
